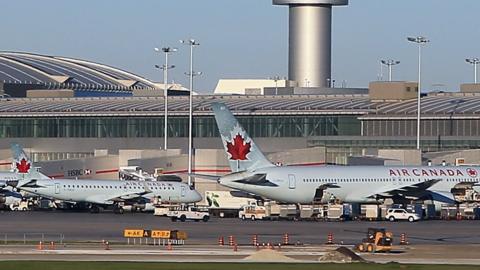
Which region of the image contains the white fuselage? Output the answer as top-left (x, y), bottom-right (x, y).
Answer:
top-left (19, 178), bottom-right (202, 205)
top-left (220, 165), bottom-right (480, 204)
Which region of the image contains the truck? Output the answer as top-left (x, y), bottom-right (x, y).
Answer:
top-left (238, 203), bottom-right (266, 220)
top-left (205, 190), bottom-right (259, 218)
top-left (167, 206), bottom-right (210, 222)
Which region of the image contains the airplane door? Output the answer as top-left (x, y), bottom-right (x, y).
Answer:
top-left (55, 183), bottom-right (60, 194)
top-left (181, 185), bottom-right (186, 197)
top-left (288, 174), bottom-right (296, 189)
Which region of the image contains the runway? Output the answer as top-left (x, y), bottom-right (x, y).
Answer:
top-left (1, 211), bottom-right (480, 245)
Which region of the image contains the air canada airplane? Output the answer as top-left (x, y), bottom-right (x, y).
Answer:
top-left (201, 103), bottom-right (480, 205)
top-left (10, 144), bottom-right (202, 213)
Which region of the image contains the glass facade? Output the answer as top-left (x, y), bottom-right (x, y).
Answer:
top-left (363, 119), bottom-right (480, 137)
top-left (0, 115), bottom-right (361, 138)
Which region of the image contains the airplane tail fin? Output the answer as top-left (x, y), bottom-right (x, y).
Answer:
top-left (211, 102), bottom-right (274, 173)
top-left (10, 143), bottom-right (49, 186)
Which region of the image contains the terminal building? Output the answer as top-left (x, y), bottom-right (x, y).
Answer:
top-left (1, 52), bottom-right (480, 195)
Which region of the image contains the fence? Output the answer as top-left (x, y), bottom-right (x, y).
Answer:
top-left (1, 233), bottom-right (64, 245)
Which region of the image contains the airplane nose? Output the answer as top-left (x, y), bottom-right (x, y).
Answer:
top-left (192, 190), bottom-right (202, 202)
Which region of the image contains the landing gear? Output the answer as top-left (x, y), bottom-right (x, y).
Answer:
top-left (113, 206), bottom-right (124, 214)
top-left (90, 205), bottom-right (100, 214)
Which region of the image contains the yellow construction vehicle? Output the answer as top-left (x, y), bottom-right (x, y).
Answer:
top-left (356, 228), bottom-right (393, 253)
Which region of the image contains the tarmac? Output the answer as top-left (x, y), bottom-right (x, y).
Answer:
top-left (0, 211), bottom-right (480, 264)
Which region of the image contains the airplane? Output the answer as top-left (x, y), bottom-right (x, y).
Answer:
top-left (199, 102), bottom-right (480, 205)
top-left (10, 144), bottom-right (202, 213)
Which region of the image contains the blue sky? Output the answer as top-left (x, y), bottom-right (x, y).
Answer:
top-left (1, 0), bottom-right (479, 92)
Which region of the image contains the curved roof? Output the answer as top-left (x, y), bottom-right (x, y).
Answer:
top-left (0, 52), bottom-right (156, 90)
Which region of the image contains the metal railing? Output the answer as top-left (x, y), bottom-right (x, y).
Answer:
top-left (1, 233), bottom-right (64, 245)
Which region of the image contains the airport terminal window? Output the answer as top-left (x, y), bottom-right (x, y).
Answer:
top-left (0, 115), bottom-right (361, 138)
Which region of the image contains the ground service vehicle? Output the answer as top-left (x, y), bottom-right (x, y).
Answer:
top-left (386, 208), bottom-right (421, 222)
top-left (356, 228), bottom-right (393, 253)
top-left (239, 204), bottom-right (266, 220)
top-left (205, 190), bottom-right (259, 218)
top-left (168, 207), bottom-right (210, 222)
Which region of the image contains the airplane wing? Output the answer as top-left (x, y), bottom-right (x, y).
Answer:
top-left (366, 179), bottom-right (443, 199)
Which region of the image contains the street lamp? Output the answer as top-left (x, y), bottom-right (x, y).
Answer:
top-left (271, 76), bottom-right (281, 95)
top-left (380, 59), bottom-right (400, 82)
top-left (154, 47), bottom-right (177, 150)
top-left (466, 58), bottom-right (480, 84)
top-left (407, 36), bottom-right (430, 150)
top-left (180, 39), bottom-right (201, 187)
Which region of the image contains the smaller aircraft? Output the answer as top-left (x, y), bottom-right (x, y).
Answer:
top-left (10, 144), bottom-right (202, 213)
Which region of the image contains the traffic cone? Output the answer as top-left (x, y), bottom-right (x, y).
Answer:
top-left (218, 236), bottom-right (224, 246)
top-left (228, 235), bottom-right (234, 246)
top-left (49, 241), bottom-right (55, 250)
top-left (283, 233), bottom-right (289, 245)
top-left (233, 243), bottom-right (238, 252)
top-left (37, 241), bottom-right (43, 250)
top-left (104, 241), bottom-right (110, 250)
top-left (400, 233), bottom-right (408, 245)
top-left (252, 235), bottom-right (258, 246)
top-left (326, 232), bottom-right (334, 245)
top-left (167, 240), bottom-right (173, 250)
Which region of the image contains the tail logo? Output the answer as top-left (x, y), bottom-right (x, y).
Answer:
top-left (16, 158), bottom-right (31, 173)
top-left (226, 134), bottom-right (251, 161)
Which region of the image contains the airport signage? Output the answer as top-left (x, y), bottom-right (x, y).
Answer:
top-left (123, 229), bottom-right (144, 238)
top-left (123, 229), bottom-right (188, 240)
top-left (151, 230), bottom-right (171, 239)
top-left (65, 169), bottom-right (92, 177)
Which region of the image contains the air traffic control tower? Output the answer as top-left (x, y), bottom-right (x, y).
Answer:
top-left (273, 0), bottom-right (348, 88)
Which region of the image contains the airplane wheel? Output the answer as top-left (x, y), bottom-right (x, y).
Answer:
top-left (203, 215), bottom-right (209, 222)
top-left (367, 244), bottom-right (375, 253)
top-left (251, 215), bottom-right (256, 221)
top-left (408, 216), bottom-right (414, 222)
top-left (241, 215), bottom-right (246, 221)
top-left (180, 215), bottom-right (186, 222)
top-left (389, 216), bottom-right (395, 222)
top-left (90, 206), bottom-right (100, 214)
top-left (115, 207), bottom-right (124, 214)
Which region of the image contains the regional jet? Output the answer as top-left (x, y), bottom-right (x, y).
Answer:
top-left (11, 144), bottom-right (202, 213)
top-left (200, 103), bottom-right (480, 205)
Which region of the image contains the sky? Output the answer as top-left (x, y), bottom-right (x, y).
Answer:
top-left (1, 0), bottom-right (479, 93)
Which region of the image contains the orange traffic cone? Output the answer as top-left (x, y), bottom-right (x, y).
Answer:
top-left (326, 232), bottom-right (334, 245)
top-left (283, 233), bottom-right (289, 245)
top-left (400, 233), bottom-right (408, 245)
top-left (218, 236), bottom-right (224, 246)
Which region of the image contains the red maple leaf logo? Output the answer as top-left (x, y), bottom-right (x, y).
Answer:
top-left (467, 168), bottom-right (477, 178)
top-left (16, 158), bottom-right (31, 173)
top-left (226, 134), bottom-right (251, 161)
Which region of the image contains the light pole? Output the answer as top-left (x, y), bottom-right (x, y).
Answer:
top-left (180, 39), bottom-right (201, 187)
top-left (466, 58), bottom-right (480, 84)
top-left (407, 36), bottom-right (429, 150)
top-left (271, 75), bottom-right (281, 95)
top-left (380, 59), bottom-right (400, 82)
top-left (154, 47), bottom-right (177, 150)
